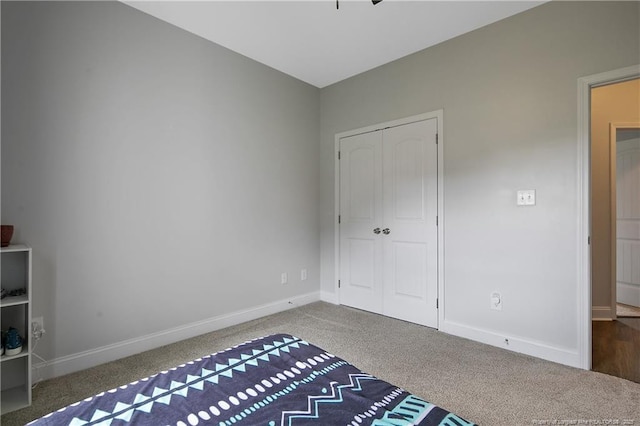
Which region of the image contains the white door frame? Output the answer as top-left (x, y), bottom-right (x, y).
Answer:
top-left (334, 110), bottom-right (444, 327)
top-left (611, 122), bottom-right (640, 313)
top-left (577, 65), bottom-right (640, 370)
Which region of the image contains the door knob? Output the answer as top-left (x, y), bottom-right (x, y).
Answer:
top-left (382, 228), bottom-right (390, 235)
top-left (373, 228), bottom-right (381, 234)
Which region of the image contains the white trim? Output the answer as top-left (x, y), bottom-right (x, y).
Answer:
top-left (591, 306), bottom-right (614, 321)
top-left (335, 113), bottom-right (442, 141)
top-left (32, 292), bottom-right (320, 381)
top-left (435, 111), bottom-right (445, 329)
top-left (333, 111), bottom-right (445, 329)
top-left (320, 290), bottom-right (339, 305)
top-left (609, 123), bottom-right (617, 320)
top-left (439, 319), bottom-right (582, 368)
top-left (334, 134), bottom-right (341, 304)
top-left (577, 64), bottom-right (640, 370)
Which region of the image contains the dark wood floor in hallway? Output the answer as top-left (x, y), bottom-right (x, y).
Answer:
top-left (592, 317), bottom-right (640, 383)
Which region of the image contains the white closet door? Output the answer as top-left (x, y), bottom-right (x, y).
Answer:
top-left (382, 119), bottom-right (438, 327)
top-left (339, 131), bottom-right (384, 314)
top-left (339, 118), bottom-right (439, 328)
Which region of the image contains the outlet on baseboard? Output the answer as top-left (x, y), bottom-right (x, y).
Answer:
top-left (281, 272), bottom-right (288, 285)
top-left (301, 268), bottom-right (307, 281)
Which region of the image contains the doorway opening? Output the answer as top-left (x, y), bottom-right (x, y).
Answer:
top-left (591, 79), bottom-right (640, 320)
top-left (577, 64), bottom-right (639, 372)
top-left (589, 78), bottom-right (640, 383)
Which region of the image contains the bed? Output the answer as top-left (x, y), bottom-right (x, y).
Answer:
top-left (29, 334), bottom-right (475, 426)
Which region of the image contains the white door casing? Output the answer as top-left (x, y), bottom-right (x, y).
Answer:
top-left (616, 133), bottom-right (640, 308)
top-left (338, 116), bottom-right (439, 328)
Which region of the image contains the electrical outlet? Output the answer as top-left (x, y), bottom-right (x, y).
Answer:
top-left (516, 190), bottom-right (536, 206)
top-left (32, 316), bottom-right (46, 340)
top-left (491, 292), bottom-right (502, 311)
top-left (301, 268), bottom-right (307, 281)
top-left (281, 272), bottom-right (288, 285)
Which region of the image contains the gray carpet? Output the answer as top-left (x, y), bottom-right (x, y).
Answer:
top-left (2, 302), bottom-right (639, 425)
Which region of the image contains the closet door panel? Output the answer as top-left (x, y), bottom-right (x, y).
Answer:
top-left (339, 131), bottom-right (383, 314)
top-left (382, 118), bottom-right (438, 327)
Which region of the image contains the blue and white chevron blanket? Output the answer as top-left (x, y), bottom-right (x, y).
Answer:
top-left (29, 334), bottom-right (475, 426)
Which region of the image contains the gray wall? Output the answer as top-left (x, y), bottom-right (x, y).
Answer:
top-left (320, 1), bottom-right (639, 363)
top-left (1, 1), bottom-right (320, 362)
top-left (3, 0), bottom-right (639, 373)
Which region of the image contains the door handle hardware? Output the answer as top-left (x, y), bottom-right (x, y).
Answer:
top-left (373, 228), bottom-right (381, 234)
top-left (382, 228), bottom-right (390, 235)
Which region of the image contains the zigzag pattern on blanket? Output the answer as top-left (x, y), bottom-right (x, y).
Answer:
top-left (29, 334), bottom-right (477, 426)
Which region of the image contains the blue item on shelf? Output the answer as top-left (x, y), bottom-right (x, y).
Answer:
top-left (5, 327), bottom-right (23, 356)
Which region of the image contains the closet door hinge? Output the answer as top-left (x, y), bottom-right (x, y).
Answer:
top-left (436, 298), bottom-right (439, 309)
top-left (338, 151), bottom-right (341, 160)
top-left (436, 133), bottom-right (439, 144)
top-left (436, 216), bottom-right (438, 226)
top-left (338, 215), bottom-right (341, 224)
top-left (338, 280), bottom-right (341, 289)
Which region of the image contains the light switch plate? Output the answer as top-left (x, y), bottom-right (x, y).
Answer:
top-left (517, 190), bottom-right (536, 206)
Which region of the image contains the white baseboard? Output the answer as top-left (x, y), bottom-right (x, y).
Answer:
top-left (439, 319), bottom-right (582, 368)
top-left (320, 290), bottom-right (339, 305)
top-left (592, 305), bottom-right (614, 321)
top-left (33, 291), bottom-right (320, 381)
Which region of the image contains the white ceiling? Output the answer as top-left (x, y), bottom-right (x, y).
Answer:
top-left (123, 1), bottom-right (544, 88)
